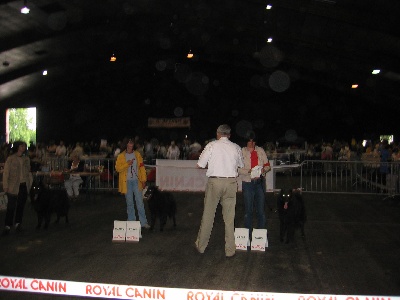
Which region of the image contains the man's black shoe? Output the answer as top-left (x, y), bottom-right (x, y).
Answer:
top-left (2, 226), bottom-right (11, 236)
top-left (15, 224), bottom-right (23, 233)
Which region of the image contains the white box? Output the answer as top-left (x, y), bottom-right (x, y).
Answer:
top-left (112, 220), bottom-right (127, 242)
top-left (0, 192), bottom-right (8, 211)
top-left (234, 228), bottom-right (250, 251)
top-left (251, 229), bottom-right (268, 251)
top-left (126, 221), bottom-right (141, 242)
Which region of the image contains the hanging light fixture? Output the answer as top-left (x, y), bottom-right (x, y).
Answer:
top-left (21, 0), bottom-right (30, 14)
top-left (110, 53), bottom-right (116, 62)
top-left (187, 49), bottom-right (193, 59)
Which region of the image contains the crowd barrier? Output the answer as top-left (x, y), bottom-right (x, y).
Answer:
top-left (34, 157), bottom-right (400, 196)
top-left (33, 157), bottom-right (118, 192)
top-left (300, 160), bottom-right (400, 195)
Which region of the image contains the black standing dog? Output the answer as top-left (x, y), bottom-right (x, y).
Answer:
top-left (30, 180), bottom-right (70, 229)
top-left (144, 186), bottom-right (177, 231)
top-left (277, 188), bottom-right (306, 243)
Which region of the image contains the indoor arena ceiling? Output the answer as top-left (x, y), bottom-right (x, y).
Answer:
top-left (0, 0), bottom-right (400, 107)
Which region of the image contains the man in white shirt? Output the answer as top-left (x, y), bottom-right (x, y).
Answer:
top-left (195, 124), bottom-right (244, 258)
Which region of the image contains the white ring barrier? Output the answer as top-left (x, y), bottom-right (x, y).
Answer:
top-left (1, 275), bottom-right (398, 300)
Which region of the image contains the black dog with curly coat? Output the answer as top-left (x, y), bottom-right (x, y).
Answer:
top-left (144, 186), bottom-right (177, 231)
top-left (30, 180), bottom-right (70, 229)
top-left (277, 188), bottom-right (306, 243)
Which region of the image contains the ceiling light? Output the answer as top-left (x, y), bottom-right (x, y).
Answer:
top-left (42, 70), bottom-right (48, 76)
top-left (21, 0), bottom-right (30, 14)
top-left (372, 69), bottom-right (380, 74)
top-left (187, 50), bottom-right (193, 59)
top-left (110, 53), bottom-right (116, 62)
top-left (267, 37), bottom-right (273, 43)
top-left (351, 84), bottom-right (358, 89)
top-left (266, 5), bottom-right (272, 9)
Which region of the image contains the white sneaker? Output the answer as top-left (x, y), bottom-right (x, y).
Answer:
top-left (142, 224), bottom-right (151, 229)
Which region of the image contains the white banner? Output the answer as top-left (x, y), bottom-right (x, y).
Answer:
top-left (1, 275), bottom-right (398, 300)
top-left (148, 117), bottom-right (190, 128)
top-left (156, 159), bottom-right (207, 192)
top-left (155, 160), bottom-right (284, 192)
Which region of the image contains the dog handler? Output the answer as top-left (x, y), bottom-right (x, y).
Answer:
top-left (2, 141), bottom-right (32, 235)
top-left (238, 135), bottom-right (271, 232)
top-left (195, 124), bottom-right (244, 257)
top-left (115, 139), bottom-right (150, 229)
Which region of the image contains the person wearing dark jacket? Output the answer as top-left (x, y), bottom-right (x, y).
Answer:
top-left (2, 141), bottom-right (32, 235)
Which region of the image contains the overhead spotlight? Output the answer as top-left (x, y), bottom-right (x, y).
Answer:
top-left (351, 84), bottom-right (358, 89)
top-left (267, 37), bottom-right (273, 43)
top-left (372, 69), bottom-right (380, 74)
top-left (266, 4), bottom-right (272, 9)
top-left (110, 53), bottom-right (116, 62)
top-left (21, 0), bottom-right (30, 14)
top-left (42, 70), bottom-right (48, 76)
top-left (187, 50), bottom-right (193, 59)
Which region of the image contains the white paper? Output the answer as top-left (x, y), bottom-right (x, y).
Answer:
top-left (250, 166), bottom-right (263, 179)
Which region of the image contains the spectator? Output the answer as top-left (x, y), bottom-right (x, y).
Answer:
top-left (47, 140), bottom-right (57, 155)
top-left (189, 139), bottom-right (202, 160)
top-left (64, 153), bottom-right (85, 201)
top-left (166, 141), bottom-right (180, 160)
top-left (55, 140), bottom-right (67, 157)
top-left (156, 142), bottom-right (167, 159)
top-left (2, 141), bottom-right (32, 235)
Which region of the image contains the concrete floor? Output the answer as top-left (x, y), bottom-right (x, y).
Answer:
top-left (1, 188), bottom-right (400, 299)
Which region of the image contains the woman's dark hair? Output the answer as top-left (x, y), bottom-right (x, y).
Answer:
top-left (246, 130), bottom-right (256, 141)
top-left (121, 137), bottom-right (135, 151)
top-left (11, 141), bottom-right (27, 154)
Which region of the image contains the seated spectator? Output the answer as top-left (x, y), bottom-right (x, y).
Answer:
top-left (72, 142), bottom-right (84, 159)
top-left (64, 153), bottom-right (85, 201)
top-left (55, 140), bottom-right (67, 157)
top-left (47, 140), bottom-right (57, 155)
top-left (338, 145), bottom-right (351, 161)
top-left (156, 142), bottom-right (167, 159)
top-left (189, 140), bottom-right (202, 160)
top-left (144, 140), bottom-right (154, 164)
top-left (321, 143), bottom-right (333, 160)
top-left (166, 141), bottom-right (180, 160)
top-left (392, 149), bottom-right (400, 161)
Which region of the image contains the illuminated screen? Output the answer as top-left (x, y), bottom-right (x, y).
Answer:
top-left (380, 135), bottom-right (393, 144)
top-left (6, 107), bottom-right (37, 145)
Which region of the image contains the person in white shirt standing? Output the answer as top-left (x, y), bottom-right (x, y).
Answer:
top-left (195, 124), bottom-right (244, 258)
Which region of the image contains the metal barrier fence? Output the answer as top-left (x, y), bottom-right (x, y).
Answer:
top-left (37, 157), bottom-right (119, 191)
top-left (300, 160), bottom-right (400, 195)
top-left (38, 157), bottom-right (400, 195)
